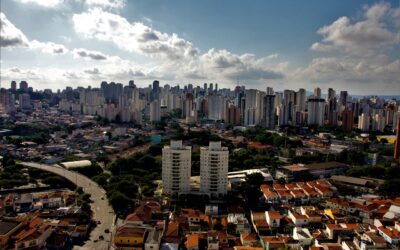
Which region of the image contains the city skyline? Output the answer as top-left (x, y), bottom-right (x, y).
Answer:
top-left (1, 0), bottom-right (400, 94)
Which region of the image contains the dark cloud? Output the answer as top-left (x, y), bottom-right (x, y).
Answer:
top-left (84, 67), bottom-right (100, 75)
top-left (73, 48), bottom-right (108, 60)
top-left (0, 13), bottom-right (29, 47)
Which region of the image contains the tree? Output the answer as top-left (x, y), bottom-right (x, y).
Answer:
top-left (75, 187), bottom-right (84, 195)
top-left (43, 176), bottom-right (69, 188)
top-left (108, 191), bottom-right (132, 212)
top-left (245, 173), bottom-right (264, 187)
top-left (379, 179), bottom-right (400, 197)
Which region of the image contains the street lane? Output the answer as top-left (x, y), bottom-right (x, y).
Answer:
top-left (20, 162), bottom-right (115, 250)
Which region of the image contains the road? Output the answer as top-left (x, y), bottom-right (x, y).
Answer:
top-left (20, 162), bottom-right (115, 250)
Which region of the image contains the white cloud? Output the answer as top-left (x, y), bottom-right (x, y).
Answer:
top-left (16, 0), bottom-right (63, 8)
top-left (30, 40), bottom-right (69, 54)
top-left (266, 53), bottom-right (279, 59)
top-left (1, 12), bottom-right (69, 56)
top-left (0, 12), bottom-right (29, 47)
top-left (84, 0), bottom-right (125, 9)
top-left (311, 3), bottom-right (400, 56)
top-left (72, 8), bottom-right (199, 60)
top-left (291, 56), bottom-right (400, 93)
top-left (198, 49), bottom-right (284, 80)
top-left (73, 48), bottom-right (108, 60)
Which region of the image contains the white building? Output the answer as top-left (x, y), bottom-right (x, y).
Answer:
top-left (200, 141), bottom-right (229, 197)
top-left (150, 100), bottom-right (161, 122)
top-left (372, 114), bottom-right (385, 132)
top-left (358, 113), bottom-right (370, 132)
top-left (162, 140), bottom-right (191, 195)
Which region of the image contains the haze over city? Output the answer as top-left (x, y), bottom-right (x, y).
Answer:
top-left (1, 0), bottom-right (400, 94)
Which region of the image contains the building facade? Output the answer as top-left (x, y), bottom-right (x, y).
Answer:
top-left (162, 140), bottom-right (192, 195)
top-left (200, 141), bottom-right (229, 197)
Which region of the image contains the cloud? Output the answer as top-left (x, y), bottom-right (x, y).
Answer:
top-left (266, 53), bottom-right (279, 59)
top-left (84, 67), bottom-right (100, 75)
top-left (1, 12), bottom-right (69, 56)
top-left (292, 56), bottom-right (400, 93)
top-left (30, 40), bottom-right (69, 54)
top-left (0, 12), bottom-right (29, 47)
top-left (199, 49), bottom-right (284, 80)
top-left (15, 0), bottom-right (63, 8)
top-left (84, 0), bottom-right (125, 9)
top-left (311, 3), bottom-right (400, 56)
top-left (72, 8), bottom-right (199, 60)
top-left (73, 48), bottom-right (108, 60)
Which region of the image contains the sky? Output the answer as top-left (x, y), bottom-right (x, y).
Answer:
top-left (0, 0), bottom-right (399, 95)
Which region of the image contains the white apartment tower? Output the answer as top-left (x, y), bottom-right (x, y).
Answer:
top-left (200, 141), bottom-right (229, 197)
top-left (162, 140), bottom-right (192, 195)
top-left (358, 113), bottom-right (370, 132)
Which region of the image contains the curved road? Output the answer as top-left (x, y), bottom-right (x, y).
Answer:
top-left (20, 162), bottom-right (115, 250)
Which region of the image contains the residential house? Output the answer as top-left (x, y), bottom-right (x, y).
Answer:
top-left (293, 227), bottom-right (313, 247)
top-left (15, 225), bottom-right (53, 250)
top-left (113, 226), bottom-right (147, 250)
top-left (265, 211), bottom-right (282, 228)
top-left (377, 226), bottom-right (400, 245)
top-left (288, 210), bottom-right (309, 227)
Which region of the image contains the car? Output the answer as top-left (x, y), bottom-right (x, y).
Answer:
top-left (104, 229), bottom-right (110, 233)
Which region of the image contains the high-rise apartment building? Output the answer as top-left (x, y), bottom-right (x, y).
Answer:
top-left (341, 108), bottom-right (354, 131)
top-left (150, 100), bottom-right (161, 122)
top-left (19, 81), bottom-right (28, 92)
top-left (225, 104), bottom-right (241, 125)
top-left (313, 87), bottom-right (321, 98)
top-left (358, 113), bottom-right (370, 132)
top-left (296, 88), bottom-right (306, 112)
top-left (263, 94), bottom-right (275, 129)
top-left (207, 95), bottom-right (225, 121)
top-left (11, 81), bottom-right (17, 91)
top-left (307, 97), bottom-right (325, 126)
top-left (200, 141), bottom-right (229, 197)
top-left (19, 93), bottom-right (31, 111)
top-left (0, 90), bottom-right (15, 114)
top-left (162, 140), bottom-right (192, 195)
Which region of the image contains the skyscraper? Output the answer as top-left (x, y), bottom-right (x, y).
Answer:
top-left (162, 140), bottom-right (192, 195)
top-left (200, 141), bottom-right (229, 197)
top-left (341, 108), bottom-right (354, 131)
top-left (150, 100), bottom-right (160, 122)
top-left (307, 97), bottom-right (325, 126)
top-left (225, 104), bottom-right (241, 125)
top-left (207, 95), bottom-right (225, 121)
top-left (263, 94), bottom-right (275, 129)
top-left (19, 81), bottom-right (28, 92)
top-left (313, 87), bottom-right (321, 98)
top-left (296, 88), bottom-right (306, 112)
top-left (340, 91), bottom-right (348, 107)
top-left (358, 113), bottom-right (370, 132)
top-left (19, 93), bottom-right (31, 111)
top-left (11, 81), bottom-right (17, 91)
